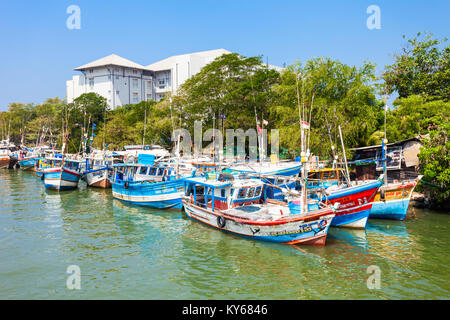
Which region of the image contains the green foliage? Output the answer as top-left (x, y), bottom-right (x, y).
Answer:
top-left (418, 123), bottom-right (450, 206)
top-left (270, 58), bottom-right (381, 159)
top-left (386, 95), bottom-right (450, 142)
top-left (177, 53), bottom-right (280, 135)
top-left (383, 32), bottom-right (449, 101)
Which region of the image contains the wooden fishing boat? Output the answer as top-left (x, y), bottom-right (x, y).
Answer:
top-left (183, 174), bottom-right (336, 245)
top-left (110, 163), bottom-right (186, 209)
top-left (369, 176), bottom-right (422, 220)
top-left (42, 159), bottom-right (82, 191)
top-left (83, 156), bottom-right (116, 188)
top-left (18, 154), bottom-right (39, 170)
top-left (0, 149), bottom-right (10, 169)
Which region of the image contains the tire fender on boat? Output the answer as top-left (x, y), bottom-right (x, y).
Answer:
top-left (380, 188), bottom-right (386, 201)
top-left (217, 215), bottom-right (226, 228)
top-left (40, 173), bottom-right (45, 180)
top-left (124, 181), bottom-right (129, 189)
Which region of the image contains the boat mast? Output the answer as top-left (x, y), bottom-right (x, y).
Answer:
top-left (338, 125), bottom-right (351, 185)
top-left (383, 95), bottom-right (388, 187)
top-left (296, 71), bottom-right (308, 214)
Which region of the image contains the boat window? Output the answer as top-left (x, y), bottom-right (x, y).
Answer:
top-left (255, 186), bottom-right (262, 197)
top-left (139, 167), bottom-right (147, 175)
top-left (149, 167), bottom-right (157, 175)
top-left (221, 189), bottom-right (226, 197)
top-left (238, 188), bottom-right (247, 198)
top-left (230, 189), bottom-right (235, 196)
top-left (158, 168), bottom-right (164, 176)
top-left (207, 187), bottom-right (212, 195)
top-left (247, 187), bottom-right (255, 198)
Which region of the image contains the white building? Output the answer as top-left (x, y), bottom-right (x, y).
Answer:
top-left (66, 49), bottom-right (283, 108)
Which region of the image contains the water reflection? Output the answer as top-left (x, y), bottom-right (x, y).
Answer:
top-left (1, 170), bottom-right (449, 299)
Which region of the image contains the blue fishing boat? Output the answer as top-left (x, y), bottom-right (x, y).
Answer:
top-left (369, 176), bottom-right (422, 220)
top-left (110, 163), bottom-right (186, 209)
top-left (42, 159), bottom-right (82, 191)
top-left (18, 155), bottom-right (38, 170)
top-left (183, 174), bottom-right (336, 245)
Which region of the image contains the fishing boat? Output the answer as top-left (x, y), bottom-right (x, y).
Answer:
top-left (41, 159), bottom-right (83, 191)
top-left (110, 163), bottom-right (187, 209)
top-left (182, 173), bottom-right (336, 245)
top-left (0, 140), bottom-right (18, 169)
top-left (369, 176), bottom-right (422, 220)
top-left (35, 156), bottom-right (63, 178)
top-left (0, 148), bottom-right (10, 169)
top-left (83, 155), bottom-right (116, 188)
top-left (18, 152), bottom-right (39, 170)
top-left (289, 178), bottom-right (382, 228)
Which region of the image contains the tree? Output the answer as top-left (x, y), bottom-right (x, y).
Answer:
top-left (385, 95), bottom-right (450, 142)
top-left (177, 53), bottom-right (280, 136)
top-left (383, 32), bottom-right (449, 101)
top-left (270, 58), bottom-right (381, 158)
top-left (418, 122), bottom-right (450, 207)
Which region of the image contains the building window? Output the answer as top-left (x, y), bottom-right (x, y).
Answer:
top-left (132, 78), bottom-right (138, 89)
top-left (159, 79), bottom-right (165, 85)
top-left (132, 92), bottom-right (139, 103)
top-left (116, 90), bottom-right (119, 95)
top-left (146, 80), bottom-right (151, 91)
top-left (90, 69), bottom-right (93, 73)
top-left (115, 75), bottom-right (119, 80)
top-left (133, 69), bottom-right (137, 74)
top-left (89, 78), bottom-right (94, 88)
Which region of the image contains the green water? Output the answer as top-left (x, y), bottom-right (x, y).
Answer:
top-left (0, 170), bottom-right (449, 299)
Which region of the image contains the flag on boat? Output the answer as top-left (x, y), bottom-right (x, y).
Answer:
top-left (262, 119), bottom-right (268, 126)
top-left (257, 125), bottom-right (262, 134)
top-left (301, 121), bottom-right (310, 129)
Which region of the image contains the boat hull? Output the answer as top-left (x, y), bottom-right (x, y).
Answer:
top-left (183, 200), bottom-right (335, 245)
top-left (43, 168), bottom-right (81, 191)
top-left (369, 181), bottom-right (419, 220)
top-left (19, 157), bottom-right (38, 170)
top-left (0, 157), bottom-right (9, 169)
top-left (112, 178), bottom-right (185, 209)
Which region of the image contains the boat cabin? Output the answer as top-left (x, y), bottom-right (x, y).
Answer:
top-left (111, 163), bottom-right (176, 183)
top-left (184, 174), bottom-right (265, 211)
top-left (306, 168), bottom-right (344, 189)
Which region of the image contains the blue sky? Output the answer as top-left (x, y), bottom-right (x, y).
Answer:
top-left (0, 0), bottom-right (448, 110)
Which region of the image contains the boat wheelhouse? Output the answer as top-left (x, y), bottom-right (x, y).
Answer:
top-left (183, 174), bottom-right (336, 245)
top-left (225, 161), bottom-right (302, 200)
